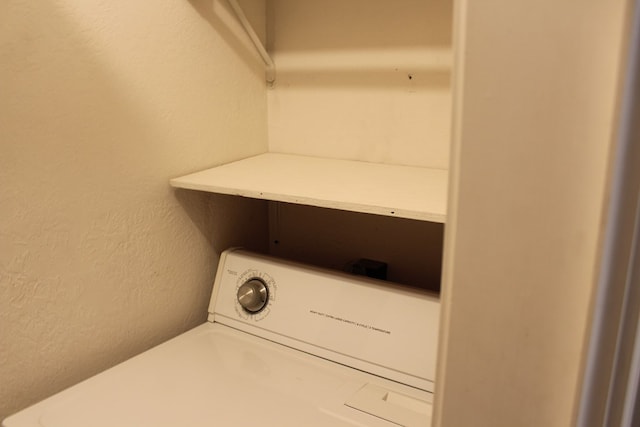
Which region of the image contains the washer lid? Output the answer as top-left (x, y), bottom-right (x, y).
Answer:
top-left (4, 324), bottom-right (430, 427)
top-left (209, 249), bottom-right (440, 392)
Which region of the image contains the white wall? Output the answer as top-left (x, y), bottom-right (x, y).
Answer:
top-left (264, 0), bottom-right (452, 289)
top-left (0, 0), bottom-right (268, 419)
top-left (435, 1), bottom-right (629, 426)
top-left (267, 0), bottom-right (452, 169)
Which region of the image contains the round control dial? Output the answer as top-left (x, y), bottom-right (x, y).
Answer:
top-left (237, 278), bottom-right (269, 313)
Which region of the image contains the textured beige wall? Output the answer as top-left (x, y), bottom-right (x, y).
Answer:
top-left (267, 0), bottom-right (453, 169)
top-left (435, 1), bottom-right (628, 426)
top-left (0, 0), bottom-right (268, 419)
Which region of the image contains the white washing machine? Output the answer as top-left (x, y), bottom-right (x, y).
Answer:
top-left (3, 248), bottom-right (440, 427)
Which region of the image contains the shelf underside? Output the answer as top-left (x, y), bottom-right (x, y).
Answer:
top-left (170, 153), bottom-right (447, 223)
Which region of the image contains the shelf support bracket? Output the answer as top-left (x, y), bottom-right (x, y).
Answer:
top-left (227, 0), bottom-right (275, 85)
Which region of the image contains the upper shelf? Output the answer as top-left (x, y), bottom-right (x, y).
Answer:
top-left (170, 153), bottom-right (447, 223)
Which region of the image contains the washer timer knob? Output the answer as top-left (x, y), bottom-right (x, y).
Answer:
top-left (237, 279), bottom-right (269, 313)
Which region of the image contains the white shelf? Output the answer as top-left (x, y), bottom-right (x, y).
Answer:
top-left (170, 153), bottom-right (447, 223)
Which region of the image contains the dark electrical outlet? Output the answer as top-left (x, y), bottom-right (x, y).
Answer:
top-left (347, 259), bottom-right (388, 280)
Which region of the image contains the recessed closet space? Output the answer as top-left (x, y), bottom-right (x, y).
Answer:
top-left (171, 0), bottom-right (454, 291)
top-left (268, 203), bottom-right (444, 291)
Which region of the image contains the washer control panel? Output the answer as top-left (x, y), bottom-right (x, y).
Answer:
top-left (208, 248), bottom-right (440, 393)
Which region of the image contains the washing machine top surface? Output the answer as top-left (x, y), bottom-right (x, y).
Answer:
top-left (11, 324), bottom-right (430, 427)
top-left (4, 249), bottom-right (440, 427)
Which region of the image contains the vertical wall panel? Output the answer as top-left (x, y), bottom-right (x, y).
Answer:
top-left (435, 1), bottom-right (628, 426)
